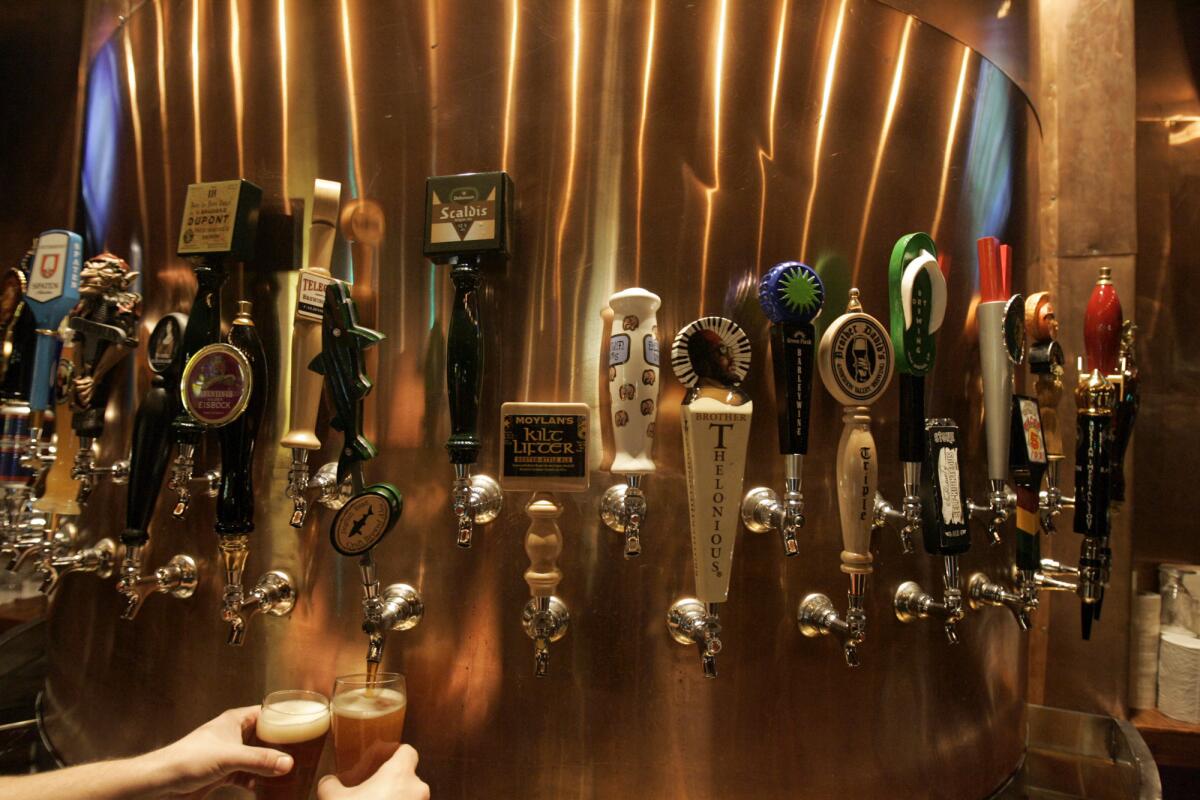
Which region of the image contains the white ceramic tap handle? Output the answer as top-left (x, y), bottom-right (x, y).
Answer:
top-left (607, 288), bottom-right (661, 475)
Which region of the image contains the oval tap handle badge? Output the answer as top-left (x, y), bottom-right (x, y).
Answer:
top-left (180, 343), bottom-right (252, 427)
top-left (147, 313), bottom-right (188, 375)
top-left (887, 233), bottom-right (946, 376)
top-left (758, 261), bottom-right (825, 326)
top-left (330, 483), bottom-right (402, 556)
top-left (1003, 294), bottom-right (1027, 366)
top-left (818, 288), bottom-right (894, 407)
top-left (670, 316), bottom-right (751, 389)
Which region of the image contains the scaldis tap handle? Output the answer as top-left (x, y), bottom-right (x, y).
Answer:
top-left (424, 172), bottom-right (512, 549)
top-left (741, 263), bottom-right (822, 558)
top-left (798, 289), bottom-right (893, 667)
top-left (282, 179), bottom-right (342, 527)
top-left (23, 231), bottom-right (83, 460)
top-left (169, 179), bottom-right (262, 519)
top-left (600, 288), bottom-right (661, 558)
top-left (667, 317), bottom-right (752, 678)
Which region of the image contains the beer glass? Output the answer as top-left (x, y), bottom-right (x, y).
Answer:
top-left (251, 689), bottom-right (331, 800)
top-left (331, 672), bottom-right (407, 787)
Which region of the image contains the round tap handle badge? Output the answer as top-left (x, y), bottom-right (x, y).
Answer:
top-left (758, 261), bottom-right (825, 326)
top-left (147, 313), bottom-right (187, 375)
top-left (670, 316), bottom-right (751, 389)
top-left (818, 289), bottom-right (894, 407)
top-left (1003, 294), bottom-right (1027, 366)
top-left (330, 483), bottom-right (402, 556)
top-left (180, 343), bottom-right (252, 427)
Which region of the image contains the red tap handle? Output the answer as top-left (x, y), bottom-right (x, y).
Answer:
top-left (1084, 267), bottom-right (1122, 374)
top-left (977, 237), bottom-right (1003, 303)
top-left (999, 244), bottom-right (1012, 299)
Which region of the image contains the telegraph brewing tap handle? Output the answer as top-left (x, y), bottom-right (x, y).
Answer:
top-left (888, 235), bottom-right (946, 462)
top-left (25, 231), bottom-right (83, 417)
top-left (215, 303), bottom-right (268, 536)
top-left (282, 179), bottom-right (342, 454)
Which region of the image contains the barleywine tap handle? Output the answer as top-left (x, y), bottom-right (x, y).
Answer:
top-left (311, 281), bottom-right (384, 482)
top-left (282, 178), bottom-right (342, 453)
top-left (25, 231), bottom-right (83, 416)
top-left (213, 303), bottom-right (267, 535)
top-left (1084, 266), bottom-right (1122, 375)
top-left (122, 314), bottom-right (187, 548)
top-left (607, 288), bottom-right (661, 473)
top-left (919, 419), bottom-right (968, 556)
top-left (757, 262), bottom-right (823, 456)
top-left (672, 317), bottom-right (752, 604)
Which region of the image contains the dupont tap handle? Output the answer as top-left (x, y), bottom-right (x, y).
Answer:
top-left (671, 318), bottom-right (753, 605)
top-left (25, 231), bottom-right (83, 416)
top-left (1010, 396), bottom-right (1049, 573)
top-left (312, 281), bottom-right (383, 482)
top-left (607, 288), bottom-right (661, 473)
top-left (122, 314), bottom-right (187, 549)
top-left (758, 262), bottom-right (823, 456)
top-left (888, 236), bottom-right (946, 462)
top-left (282, 179), bottom-right (341, 456)
top-left (1084, 267), bottom-right (1122, 375)
top-left (213, 302), bottom-right (267, 535)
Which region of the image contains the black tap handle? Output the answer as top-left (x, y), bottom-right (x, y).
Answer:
top-left (898, 373), bottom-right (925, 464)
top-left (122, 314), bottom-right (187, 548)
top-left (1072, 411), bottom-right (1111, 540)
top-left (757, 262), bottom-right (824, 455)
top-left (1010, 396), bottom-right (1048, 572)
top-left (919, 419), bottom-right (969, 556)
top-left (1111, 375), bottom-right (1138, 502)
top-left (446, 258), bottom-right (483, 464)
top-left (215, 306), bottom-right (268, 535)
top-left (172, 259), bottom-right (227, 439)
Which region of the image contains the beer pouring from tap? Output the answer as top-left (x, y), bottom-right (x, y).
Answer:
top-left (500, 402), bottom-right (590, 677)
top-left (599, 288), bottom-right (661, 559)
top-left (425, 173), bottom-right (512, 549)
top-left (667, 317), bottom-right (752, 678)
top-left (741, 262), bottom-right (823, 559)
top-left (168, 180), bottom-right (262, 519)
top-left (797, 289), bottom-right (892, 667)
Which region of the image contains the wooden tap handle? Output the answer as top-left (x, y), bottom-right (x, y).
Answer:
top-left (607, 288), bottom-right (661, 473)
top-left (836, 407), bottom-right (876, 575)
top-left (523, 493), bottom-right (563, 598)
top-left (35, 389), bottom-right (80, 516)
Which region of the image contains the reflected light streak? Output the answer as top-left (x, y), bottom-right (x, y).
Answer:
top-left (124, 33), bottom-right (150, 251)
top-left (340, 0), bottom-right (363, 193)
top-left (191, 0), bottom-right (202, 180)
top-left (756, 0), bottom-right (789, 270)
top-left (154, 0), bottom-right (171, 243)
top-left (852, 16), bottom-right (912, 283)
top-left (799, 0), bottom-right (847, 261)
top-left (698, 0), bottom-right (728, 309)
top-left (278, 0), bottom-right (290, 213)
top-left (230, 0), bottom-right (245, 176)
top-left (634, 0), bottom-right (656, 283)
top-left (501, 0), bottom-right (519, 172)
top-left (931, 46), bottom-right (971, 242)
top-left (551, 0), bottom-right (582, 365)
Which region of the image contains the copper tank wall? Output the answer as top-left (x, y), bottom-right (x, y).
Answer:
top-left (43, 2), bottom-right (1037, 798)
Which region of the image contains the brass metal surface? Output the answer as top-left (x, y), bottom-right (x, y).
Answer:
top-left (45, 1), bottom-right (1036, 797)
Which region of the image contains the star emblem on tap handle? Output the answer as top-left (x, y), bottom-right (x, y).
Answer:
top-left (308, 280), bottom-right (385, 483)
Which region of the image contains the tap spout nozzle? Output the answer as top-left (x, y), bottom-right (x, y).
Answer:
top-left (523, 595), bottom-right (569, 678)
top-left (450, 465), bottom-right (502, 549)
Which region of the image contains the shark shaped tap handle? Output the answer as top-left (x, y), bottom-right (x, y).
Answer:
top-left (310, 280), bottom-right (384, 484)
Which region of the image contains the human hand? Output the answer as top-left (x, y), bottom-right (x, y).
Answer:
top-left (148, 705), bottom-right (293, 798)
top-left (317, 744), bottom-right (429, 800)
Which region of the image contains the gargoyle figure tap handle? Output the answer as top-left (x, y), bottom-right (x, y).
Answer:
top-left (670, 317), bottom-right (752, 678)
top-left (601, 288), bottom-right (661, 558)
top-left (282, 179), bottom-right (342, 527)
top-left (24, 231), bottom-right (83, 455)
top-left (425, 172), bottom-right (513, 549)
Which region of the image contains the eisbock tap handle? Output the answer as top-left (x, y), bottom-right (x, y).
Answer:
top-left (888, 235), bottom-right (946, 462)
top-left (122, 314), bottom-right (187, 549)
top-left (757, 262), bottom-right (823, 457)
top-left (214, 302), bottom-right (268, 536)
top-left (607, 288), bottom-right (661, 473)
top-left (311, 281), bottom-right (384, 483)
top-left (25, 231), bottom-right (83, 416)
top-left (282, 179), bottom-right (342, 454)
top-left (1084, 266), bottom-right (1122, 375)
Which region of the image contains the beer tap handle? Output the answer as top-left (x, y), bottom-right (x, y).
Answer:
top-left (446, 258), bottom-right (484, 468)
top-left (1084, 267), bottom-right (1123, 375)
top-left (213, 303), bottom-right (267, 536)
top-left (522, 494), bottom-right (568, 677)
top-left (602, 288), bottom-right (661, 558)
top-left (33, 340), bottom-right (82, 521)
top-left (1111, 321), bottom-right (1138, 502)
top-left (24, 231), bottom-right (83, 449)
top-left (1010, 396), bottom-right (1049, 614)
top-left (282, 179), bottom-right (341, 527)
top-left (1073, 368), bottom-right (1115, 638)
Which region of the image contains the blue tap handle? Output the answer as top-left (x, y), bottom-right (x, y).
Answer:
top-left (26, 230), bottom-right (83, 413)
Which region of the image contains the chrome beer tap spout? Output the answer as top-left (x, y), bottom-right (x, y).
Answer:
top-left (872, 461), bottom-right (922, 555)
top-left (967, 482), bottom-right (1015, 545)
top-left (741, 454), bottom-right (805, 558)
top-left (1038, 459), bottom-right (1074, 534)
top-left (798, 588), bottom-right (865, 668)
top-left (286, 461), bottom-right (353, 529)
top-left (358, 552), bottom-right (424, 668)
top-left (450, 464), bottom-right (502, 549)
top-left (667, 599), bottom-right (722, 678)
top-left (223, 568), bottom-right (295, 647)
top-left (168, 444), bottom-right (197, 519)
top-left (894, 558), bottom-right (965, 645)
top-left (967, 572), bottom-right (1030, 630)
top-left (71, 440), bottom-right (129, 506)
top-left (40, 536), bottom-right (116, 595)
top-left (115, 544), bottom-right (198, 620)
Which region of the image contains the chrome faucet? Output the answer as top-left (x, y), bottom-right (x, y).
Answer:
top-left (967, 572), bottom-right (1030, 630)
top-left (116, 545), bottom-right (198, 619)
top-left (667, 599), bottom-right (722, 678)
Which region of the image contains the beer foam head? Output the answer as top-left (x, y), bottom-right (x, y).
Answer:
top-left (257, 698), bottom-right (331, 744)
top-left (332, 687), bottom-right (406, 719)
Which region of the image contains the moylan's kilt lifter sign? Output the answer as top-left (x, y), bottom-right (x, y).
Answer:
top-left (500, 402), bottom-right (589, 493)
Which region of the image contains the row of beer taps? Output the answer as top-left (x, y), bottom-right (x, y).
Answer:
top-left (0, 171), bottom-right (1137, 682)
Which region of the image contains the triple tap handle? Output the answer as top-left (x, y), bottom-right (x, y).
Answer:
top-left (25, 231), bottom-right (83, 422)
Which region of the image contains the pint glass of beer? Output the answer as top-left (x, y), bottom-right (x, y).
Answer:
top-left (331, 672), bottom-right (407, 787)
top-left (252, 689), bottom-right (331, 800)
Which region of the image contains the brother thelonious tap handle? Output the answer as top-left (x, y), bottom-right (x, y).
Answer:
top-left (600, 288), bottom-right (661, 558)
top-left (424, 172), bottom-right (512, 549)
top-left (667, 317), bottom-right (752, 679)
top-left (282, 178), bottom-right (342, 527)
top-left (169, 179), bottom-right (262, 519)
top-left (798, 289), bottom-right (893, 667)
top-left (741, 263), bottom-right (823, 559)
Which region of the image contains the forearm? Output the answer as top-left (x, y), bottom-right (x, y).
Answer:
top-left (0, 750), bottom-right (175, 800)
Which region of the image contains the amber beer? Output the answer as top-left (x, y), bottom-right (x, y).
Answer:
top-left (331, 673), bottom-right (407, 787)
top-left (252, 690), bottom-right (330, 800)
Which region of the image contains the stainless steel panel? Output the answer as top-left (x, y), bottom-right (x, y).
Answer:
top-left (45, 1), bottom-right (1036, 797)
